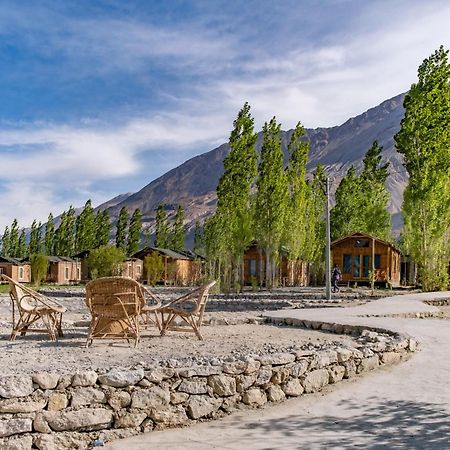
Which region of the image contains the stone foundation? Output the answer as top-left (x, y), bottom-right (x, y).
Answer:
top-left (0, 321), bottom-right (418, 450)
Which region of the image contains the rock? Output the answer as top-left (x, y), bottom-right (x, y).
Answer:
top-left (145, 368), bottom-right (175, 382)
top-left (71, 387), bottom-right (106, 407)
top-left (357, 355), bottom-right (379, 373)
top-left (131, 386), bottom-right (170, 409)
top-left (192, 366), bottom-right (222, 376)
top-left (170, 392), bottom-right (189, 405)
top-left (178, 380), bottom-right (208, 395)
top-left (0, 435), bottom-right (33, 450)
top-left (255, 367), bottom-right (272, 386)
top-left (408, 339), bottom-right (418, 352)
top-left (222, 361), bottom-right (247, 375)
top-left (267, 385), bottom-right (286, 402)
top-left (309, 351), bottom-right (338, 369)
top-left (336, 349), bottom-right (353, 363)
top-left (236, 373), bottom-right (257, 393)
top-left (271, 367), bottom-right (290, 385)
top-left (114, 409), bottom-right (147, 428)
top-left (71, 371), bottom-right (98, 387)
top-left (282, 379), bottom-right (304, 397)
top-left (361, 330), bottom-right (379, 341)
top-left (138, 379), bottom-right (152, 387)
top-left (56, 375), bottom-right (72, 391)
top-left (242, 388), bottom-right (267, 406)
top-left (0, 376), bottom-right (33, 399)
top-left (32, 373), bottom-right (60, 390)
top-left (221, 394), bottom-right (242, 413)
top-left (149, 405), bottom-right (189, 426)
top-left (257, 353), bottom-right (295, 366)
top-left (0, 418), bottom-right (32, 438)
top-left (328, 366), bottom-right (346, 383)
top-left (208, 375), bottom-right (236, 396)
top-left (244, 359), bottom-right (261, 374)
top-left (291, 360), bottom-right (309, 377)
top-left (302, 369), bottom-right (329, 393)
top-left (47, 393), bottom-right (68, 412)
top-left (34, 432), bottom-right (91, 450)
top-left (107, 390), bottom-right (131, 411)
top-left (187, 395), bottom-right (222, 419)
top-left (380, 352), bottom-right (402, 365)
top-left (342, 360), bottom-right (357, 378)
top-left (44, 408), bottom-right (113, 431)
top-left (0, 399), bottom-right (46, 413)
top-left (33, 413), bottom-right (52, 433)
top-left (98, 368), bottom-right (144, 388)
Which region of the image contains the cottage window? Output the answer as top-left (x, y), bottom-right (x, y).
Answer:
top-left (363, 255), bottom-right (370, 277)
top-left (343, 255), bottom-right (352, 273)
top-left (0, 267), bottom-right (4, 275)
top-left (249, 259), bottom-right (257, 277)
top-left (137, 265), bottom-right (141, 275)
top-left (354, 239), bottom-right (369, 248)
top-left (353, 255), bottom-right (360, 277)
top-left (65, 266), bottom-right (69, 280)
top-left (374, 254), bottom-right (381, 269)
top-left (77, 267), bottom-right (81, 280)
top-left (19, 267), bottom-right (24, 279)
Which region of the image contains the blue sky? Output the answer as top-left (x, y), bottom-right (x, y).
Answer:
top-left (0, 0), bottom-right (449, 230)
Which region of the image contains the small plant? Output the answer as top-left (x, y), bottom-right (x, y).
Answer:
top-left (143, 253), bottom-right (164, 286)
top-left (250, 276), bottom-right (258, 292)
top-left (30, 254), bottom-right (48, 287)
top-left (87, 246), bottom-right (125, 279)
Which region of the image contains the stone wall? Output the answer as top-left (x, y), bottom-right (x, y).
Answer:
top-left (0, 322), bottom-right (418, 450)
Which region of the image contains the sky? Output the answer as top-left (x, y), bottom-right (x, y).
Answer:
top-left (0, 0), bottom-right (449, 231)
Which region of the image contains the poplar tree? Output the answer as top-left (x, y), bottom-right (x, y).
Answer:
top-left (45, 213), bottom-right (55, 256)
top-left (154, 204), bottom-right (170, 248)
top-left (115, 207), bottom-right (128, 252)
top-left (75, 200), bottom-right (95, 252)
top-left (395, 45), bottom-right (450, 290)
top-left (254, 117), bottom-right (289, 288)
top-left (95, 210), bottom-right (111, 248)
top-left (285, 122), bottom-right (310, 260)
top-left (207, 102), bottom-right (258, 289)
top-left (193, 221), bottom-right (203, 255)
top-left (9, 219), bottom-right (19, 257)
top-left (29, 220), bottom-right (43, 255)
top-left (17, 230), bottom-right (26, 258)
top-left (170, 205), bottom-right (185, 251)
top-left (1, 227), bottom-right (10, 257)
top-left (127, 208), bottom-right (142, 256)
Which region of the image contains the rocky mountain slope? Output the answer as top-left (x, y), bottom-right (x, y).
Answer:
top-left (101, 93), bottom-right (407, 240)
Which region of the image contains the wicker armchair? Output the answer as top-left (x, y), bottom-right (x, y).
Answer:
top-left (85, 276), bottom-right (146, 347)
top-left (158, 280), bottom-right (216, 340)
top-left (1, 274), bottom-right (66, 341)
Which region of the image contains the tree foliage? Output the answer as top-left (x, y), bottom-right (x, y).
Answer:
top-left (394, 45), bottom-right (450, 290)
top-left (87, 245), bottom-right (126, 279)
top-left (29, 220), bottom-right (43, 256)
top-left (30, 254), bottom-right (49, 287)
top-left (170, 205), bottom-right (185, 251)
top-left (127, 208), bottom-right (142, 256)
top-left (17, 229), bottom-right (26, 258)
top-left (1, 226), bottom-right (10, 257)
top-left (115, 207), bottom-right (128, 252)
top-left (95, 210), bottom-right (111, 248)
top-left (9, 219), bottom-right (19, 257)
top-left (154, 204), bottom-right (170, 248)
top-left (75, 200), bottom-right (95, 253)
top-left (45, 214), bottom-right (55, 256)
top-left (143, 252), bottom-right (165, 285)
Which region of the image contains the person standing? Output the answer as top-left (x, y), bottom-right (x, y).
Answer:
top-left (331, 264), bottom-right (341, 293)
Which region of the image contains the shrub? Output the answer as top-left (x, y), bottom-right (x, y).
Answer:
top-left (87, 246), bottom-right (126, 279)
top-left (30, 254), bottom-right (48, 286)
top-left (143, 253), bottom-right (164, 285)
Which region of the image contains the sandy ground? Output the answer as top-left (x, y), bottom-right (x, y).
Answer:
top-left (0, 292), bottom-right (358, 376)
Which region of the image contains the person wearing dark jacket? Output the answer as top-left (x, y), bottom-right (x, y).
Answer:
top-left (331, 264), bottom-right (341, 293)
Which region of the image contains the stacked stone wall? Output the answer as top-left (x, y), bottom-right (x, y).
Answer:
top-left (0, 321), bottom-right (418, 450)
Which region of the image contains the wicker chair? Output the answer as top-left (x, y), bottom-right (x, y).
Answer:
top-left (1, 274), bottom-right (66, 341)
top-left (158, 280), bottom-right (216, 340)
top-left (140, 287), bottom-right (162, 331)
top-left (85, 277), bottom-right (146, 347)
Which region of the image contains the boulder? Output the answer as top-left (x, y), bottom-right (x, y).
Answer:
top-left (236, 373), bottom-right (257, 393)
top-left (267, 385), bottom-right (286, 402)
top-left (336, 349), bottom-right (353, 363)
top-left (170, 392), bottom-right (189, 405)
top-left (34, 432), bottom-right (91, 450)
top-left (107, 390), bottom-right (131, 411)
top-left (149, 405), bottom-right (189, 426)
top-left (342, 360), bottom-right (357, 379)
top-left (98, 368), bottom-right (144, 388)
top-left (70, 387), bottom-right (106, 407)
top-left (271, 367), bottom-right (290, 385)
top-left (257, 353), bottom-right (295, 366)
top-left (357, 355), bottom-right (379, 373)
top-left (71, 371), bottom-right (98, 387)
top-left (290, 360), bottom-right (309, 378)
top-left (187, 395), bottom-right (222, 419)
top-left (0, 418), bottom-right (32, 438)
top-left (33, 412), bottom-right (52, 433)
top-left (131, 386), bottom-right (170, 410)
top-left (208, 375), bottom-right (236, 396)
top-left (44, 408), bottom-right (113, 432)
top-left (242, 388), bottom-right (267, 406)
top-left (32, 373), bottom-right (60, 390)
top-left (302, 369), bottom-right (329, 393)
top-left (222, 361), bottom-right (247, 375)
top-left (0, 435), bottom-right (33, 450)
top-left (380, 352), bottom-right (402, 365)
top-left (47, 392), bottom-right (68, 412)
top-left (0, 376), bottom-right (33, 399)
top-left (244, 359), bottom-right (261, 374)
top-left (255, 367), bottom-right (272, 386)
top-left (145, 368), bottom-right (175, 383)
top-left (281, 379), bottom-right (304, 397)
top-left (309, 351), bottom-right (338, 369)
top-left (114, 409), bottom-right (147, 428)
top-left (328, 366), bottom-right (345, 384)
top-left (0, 399), bottom-right (46, 413)
top-left (178, 380), bottom-right (208, 395)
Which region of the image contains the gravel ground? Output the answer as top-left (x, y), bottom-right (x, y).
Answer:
top-left (0, 289), bottom-right (359, 376)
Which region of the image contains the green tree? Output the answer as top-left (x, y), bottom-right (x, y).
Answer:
top-left (75, 200), bottom-right (96, 252)
top-left (29, 220), bottom-right (43, 255)
top-left (56, 207), bottom-right (76, 256)
top-left (170, 205), bottom-right (185, 251)
top-left (254, 117), bottom-right (289, 288)
top-left (127, 208), bottom-right (142, 256)
top-left (17, 229), bottom-right (26, 258)
top-left (193, 221), bottom-right (204, 255)
top-left (1, 226), bottom-right (10, 257)
top-left (9, 219), bottom-right (19, 257)
top-left (143, 253), bottom-right (165, 285)
top-left (394, 45), bottom-right (450, 290)
top-left (87, 245), bottom-right (126, 279)
top-left (45, 213), bottom-right (55, 255)
top-left (95, 210), bottom-right (111, 248)
top-left (115, 207), bottom-right (128, 252)
top-left (154, 204), bottom-right (170, 248)
top-left (30, 254), bottom-right (49, 287)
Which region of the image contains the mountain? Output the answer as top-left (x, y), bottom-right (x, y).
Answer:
top-left (101, 93), bottom-right (407, 243)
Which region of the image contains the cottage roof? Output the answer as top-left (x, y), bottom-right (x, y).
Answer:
top-left (132, 246), bottom-right (192, 261)
top-left (0, 256), bottom-right (26, 265)
top-left (331, 232), bottom-right (400, 252)
top-left (47, 256), bottom-right (78, 263)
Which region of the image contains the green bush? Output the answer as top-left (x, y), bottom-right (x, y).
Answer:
top-left (143, 253), bottom-right (164, 285)
top-left (87, 246), bottom-right (126, 279)
top-left (30, 254), bottom-right (49, 287)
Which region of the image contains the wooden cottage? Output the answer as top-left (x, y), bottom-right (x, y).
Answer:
top-left (0, 257), bottom-right (31, 283)
top-left (243, 243), bottom-right (308, 287)
top-left (121, 258), bottom-right (143, 281)
top-left (46, 256), bottom-right (82, 285)
top-left (133, 247), bottom-right (202, 285)
top-left (331, 232), bottom-right (401, 286)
